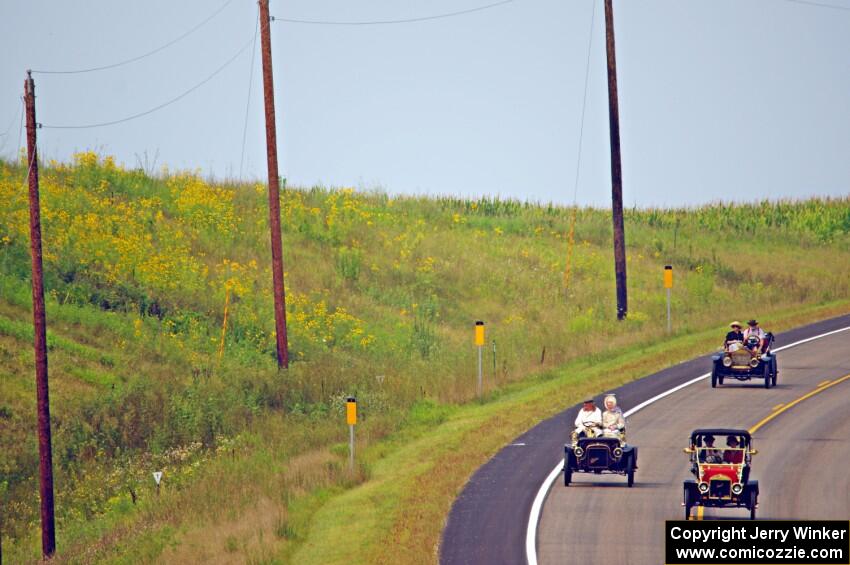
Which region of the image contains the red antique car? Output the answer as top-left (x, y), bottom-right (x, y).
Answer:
top-left (682, 429), bottom-right (759, 519)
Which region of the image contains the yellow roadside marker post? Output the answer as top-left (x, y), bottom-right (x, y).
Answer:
top-left (664, 265), bottom-right (673, 333)
top-left (346, 397), bottom-right (357, 472)
top-left (475, 321), bottom-right (485, 399)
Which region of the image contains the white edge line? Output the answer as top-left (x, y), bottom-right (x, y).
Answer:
top-left (524, 323), bottom-right (850, 565)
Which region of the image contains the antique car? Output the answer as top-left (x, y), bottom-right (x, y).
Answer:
top-left (683, 429), bottom-right (759, 519)
top-left (564, 426), bottom-right (637, 487)
top-left (711, 332), bottom-right (777, 388)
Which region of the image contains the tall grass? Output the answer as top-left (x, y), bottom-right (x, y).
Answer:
top-left (1, 153), bottom-right (849, 561)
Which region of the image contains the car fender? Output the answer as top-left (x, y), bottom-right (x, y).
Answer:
top-left (683, 479), bottom-right (698, 496)
top-left (711, 353), bottom-right (723, 362)
top-left (563, 444), bottom-right (576, 469)
top-left (745, 479), bottom-right (759, 496)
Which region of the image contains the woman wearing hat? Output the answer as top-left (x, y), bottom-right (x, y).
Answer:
top-left (724, 321), bottom-right (744, 350)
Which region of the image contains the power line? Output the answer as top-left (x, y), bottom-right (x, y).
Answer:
top-left (41, 36), bottom-right (254, 130)
top-left (31, 0), bottom-right (234, 75)
top-left (572, 0), bottom-right (596, 205)
top-left (780, 0), bottom-right (850, 11)
top-left (271, 0), bottom-right (515, 25)
top-left (240, 9), bottom-right (260, 180)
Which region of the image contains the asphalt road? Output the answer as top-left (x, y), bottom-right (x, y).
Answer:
top-left (538, 326), bottom-right (850, 564)
top-left (440, 313), bottom-right (850, 565)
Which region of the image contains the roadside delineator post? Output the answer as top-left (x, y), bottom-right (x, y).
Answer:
top-left (475, 321), bottom-right (485, 399)
top-left (346, 397), bottom-right (357, 472)
top-left (664, 265), bottom-right (673, 333)
top-left (152, 471), bottom-right (163, 497)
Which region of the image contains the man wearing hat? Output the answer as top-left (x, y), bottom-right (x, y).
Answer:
top-left (725, 321), bottom-right (744, 350)
top-left (572, 398), bottom-right (602, 443)
top-left (744, 319), bottom-right (767, 353)
top-left (699, 434), bottom-right (722, 463)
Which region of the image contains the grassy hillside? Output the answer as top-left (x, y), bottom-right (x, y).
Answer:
top-left (1, 153), bottom-right (849, 562)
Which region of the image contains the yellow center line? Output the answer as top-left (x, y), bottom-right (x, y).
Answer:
top-left (771, 403), bottom-right (784, 411)
top-left (696, 506), bottom-right (704, 521)
top-left (749, 373), bottom-right (850, 434)
top-left (818, 379), bottom-right (831, 387)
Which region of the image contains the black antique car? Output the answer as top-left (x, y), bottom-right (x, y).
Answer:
top-left (683, 429), bottom-right (759, 519)
top-left (711, 333), bottom-right (777, 388)
top-left (564, 433), bottom-right (637, 487)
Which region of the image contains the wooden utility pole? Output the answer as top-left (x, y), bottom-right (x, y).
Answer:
top-left (258, 0), bottom-right (289, 368)
top-left (604, 0), bottom-right (628, 320)
top-left (24, 71), bottom-right (56, 559)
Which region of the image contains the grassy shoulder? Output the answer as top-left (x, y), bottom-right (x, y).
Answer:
top-left (291, 299), bottom-right (850, 564)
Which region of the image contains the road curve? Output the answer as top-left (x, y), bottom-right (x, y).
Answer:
top-left (439, 313), bottom-right (850, 565)
top-left (538, 326), bottom-right (850, 564)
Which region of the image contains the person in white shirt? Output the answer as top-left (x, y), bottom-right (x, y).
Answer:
top-left (572, 398), bottom-right (602, 443)
top-left (743, 319), bottom-right (767, 352)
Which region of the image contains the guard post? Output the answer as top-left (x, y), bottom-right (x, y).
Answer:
top-left (475, 321), bottom-right (485, 398)
top-left (664, 265), bottom-right (673, 333)
top-left (346, 397), bottom-right (357, 472)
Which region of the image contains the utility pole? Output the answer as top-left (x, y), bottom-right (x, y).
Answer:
top-left (24, 71), bottom-right (56, 559)
top-left (258, 0), bottom-right (289, 368)
top-left (604, 0), bottom-right (628, 320)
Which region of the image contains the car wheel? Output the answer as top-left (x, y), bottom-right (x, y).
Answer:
top-left (771, 359), bottom-right (778, 386)
top-left (564, 468), bottom-right (572, 487)
top-left (749, 491), bottom-right (757, 520)
top-left (684, 490), bottom-right (693, 520)
top-left (763, 364), bottom-right (771, 388)
top-left (627, 468), bottom-right (635, 488)
top-left (711, 367), bottom-right (718, 388)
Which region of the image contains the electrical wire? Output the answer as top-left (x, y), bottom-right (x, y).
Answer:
top-left (564, 0), bottom-right (596, 291)
top-left (41, 36), bottom-right (255, 130)
top-left (0, 102), bottom-right (22, 157)
top-left (31, 0), bottom-right (234, 75)
top-left (571, 0), bottom-right (595, 207)
top-left (272, 0), bottom-right (515, 25)
top-left (239, 9), bottom-right (260, 180)
top-left (780, 0), bottom-right (850, 11)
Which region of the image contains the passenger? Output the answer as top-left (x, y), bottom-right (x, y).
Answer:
top-left (600, 394), bottom-right (626, 441)
top-left (572, 398), bottom-right (602, 443)
top-left (699, 435), bottom-right (723, 464)
top-left (725, 321), bottom-right (744, 350)
top-left (723, 436), bottom-right (744, 463)
top-left (744, 319), bottom-right (767, 353)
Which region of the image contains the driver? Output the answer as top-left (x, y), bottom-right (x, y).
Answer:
top-left (600, 394), bottom-right (626, 441)
top-left (572, 398), bottom-right (602, 443)
top-left (699, 434), bottom-right (723, 463)
top-left (744, 319), bottom-right (767, 353)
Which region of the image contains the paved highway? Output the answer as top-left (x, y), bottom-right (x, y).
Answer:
top-left (538, 328), bottom-right (850, 564)
top-left (440, 314), bottom-right (850, 565)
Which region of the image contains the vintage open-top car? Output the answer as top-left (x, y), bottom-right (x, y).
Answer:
top-left (711, 333), bottom-right (777, 388)
top-left (683, 429), bottom-right (759, 519)
top-left (564, 425), bottom-right (637, 487)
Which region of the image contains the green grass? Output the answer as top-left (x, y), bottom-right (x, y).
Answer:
top-left (1, 154), bottom-right (849, 563)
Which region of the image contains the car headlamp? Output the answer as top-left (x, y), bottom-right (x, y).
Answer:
top-left (574, 446), bottom-right (584, 458)
top-left (722, 356), bottom-right (733, 367)
top-left (698, 482), bottom-right (709, 494)
top-left (731, 483), bottom-right (743, 495)
top-left (612, 447), bottom-right (623, 459)
top-left (749, 357), bottom-right (760, 368)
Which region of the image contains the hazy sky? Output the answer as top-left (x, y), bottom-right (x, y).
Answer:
top-left (2, 0), bottom-right (849, 206)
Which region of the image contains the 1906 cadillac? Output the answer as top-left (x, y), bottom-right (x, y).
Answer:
top-left (564, 424), bottom-right (637, 487)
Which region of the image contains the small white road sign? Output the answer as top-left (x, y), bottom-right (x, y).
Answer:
top-left (153, 471), bottom-right (163, 485)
